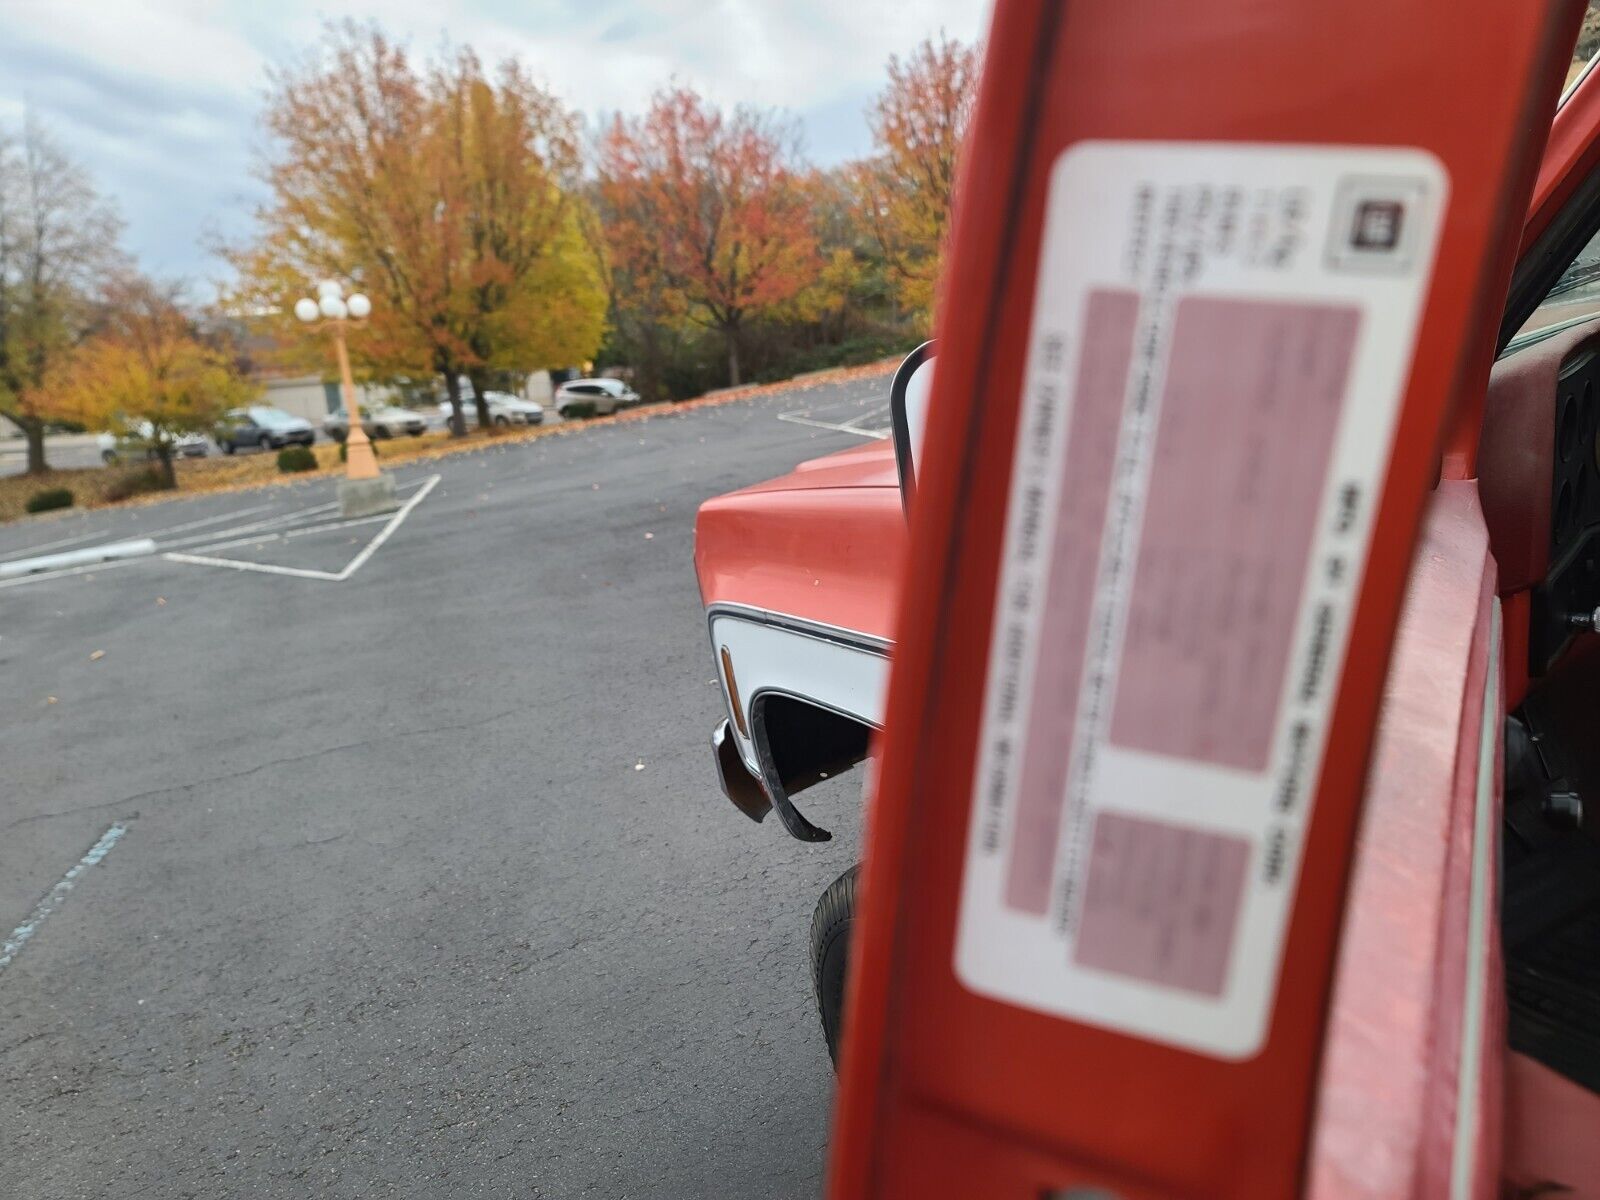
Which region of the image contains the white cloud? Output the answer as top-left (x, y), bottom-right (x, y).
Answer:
top-left (4, 0), bottom-right (268, 98)
top-left (0, 0), bottom-right (992, 279)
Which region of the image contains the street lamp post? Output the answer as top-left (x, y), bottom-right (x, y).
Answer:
top-left (295, 281), bottom-right (395, 517)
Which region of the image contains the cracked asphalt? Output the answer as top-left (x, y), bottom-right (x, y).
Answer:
top-left (0, 373), bottom-right (892, 1199)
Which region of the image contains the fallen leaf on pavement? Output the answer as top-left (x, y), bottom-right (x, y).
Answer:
top-left (89, 650), bottom-right (106, 661)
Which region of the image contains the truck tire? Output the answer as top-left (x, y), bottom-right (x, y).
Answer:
top-left (809, 864), bottom-right (859, 1067)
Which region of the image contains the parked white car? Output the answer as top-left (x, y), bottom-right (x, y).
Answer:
top-left (554, 378), bottom-right (640, 417)
top-left (323, 403), bottom-right (427, 440)
top-left (482, 391), bottom-right (544, 425)
top-left (437, 392), bottom-right (544, 427)
top-left (98, 421), bottom-right (208, 463)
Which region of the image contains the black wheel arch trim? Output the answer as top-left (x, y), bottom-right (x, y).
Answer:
top-left (704, 606), bottom-right (889, 842)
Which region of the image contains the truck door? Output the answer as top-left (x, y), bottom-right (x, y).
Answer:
top-left (828, 2), bottom-right (1588, 1197)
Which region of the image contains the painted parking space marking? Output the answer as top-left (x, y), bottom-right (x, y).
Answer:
top-left (158, 502), bottom-right (341, 551)
top-left (0, 501), bottom-right (283, 567)
top-left (0, 551), bottom-right (154, 592)
top-left (282, 513), bottom-right (392, 539)
top-left (0, 478), bottom-right (435, 591)
top-left (164, 474), bottom-right (441, 583)
top-left (0, 824), bottom-right (126, 974)
top-left (0, 528), bottom-right (106, 564)
top-left (131, 501), bottom-right (282, 541)
top-left (183, 512), bottom-right (394, 558)
top-left (776, 394), bottom-right (893, 440)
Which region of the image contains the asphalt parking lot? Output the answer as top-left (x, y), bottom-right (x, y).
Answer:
top-left (0, 371), bottom-right (892, 1199)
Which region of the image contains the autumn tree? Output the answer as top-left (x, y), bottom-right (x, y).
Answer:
top-left (48, 277), bottom-right (256, 487)
top-left (232, 24), bottom-right (605, 435)
top-left (434, 47), bottom-right (605, 425)
top-left (578, 175), bottom-right (677, 402)
top-left (596, 87), bottom-right (820, 387)
top-left (0, 118), bottom-right (125, 472)
top-left (851, 34), bottom-right (980, 324)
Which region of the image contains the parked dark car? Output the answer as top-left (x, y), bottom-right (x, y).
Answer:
top-left (215, 406), bottom-right (316, 453)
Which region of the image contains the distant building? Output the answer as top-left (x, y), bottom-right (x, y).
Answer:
top-left (254, 372), bottom-right (402, 422)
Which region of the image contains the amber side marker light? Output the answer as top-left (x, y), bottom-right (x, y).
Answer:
top-left (720, 645), bottom-right (749, 737)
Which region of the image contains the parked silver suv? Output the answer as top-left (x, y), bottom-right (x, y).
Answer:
top-left (554, 378), bottom-right (639, 417)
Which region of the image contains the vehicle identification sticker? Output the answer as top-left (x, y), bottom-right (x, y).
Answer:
top-left (954, 142), bottom-right (1447, 1059)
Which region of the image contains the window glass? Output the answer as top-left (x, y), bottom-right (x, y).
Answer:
top-left (1509, 3), bottom-right (1600, 346)
top-left (1566, 3), bottom-right (1600, 103)
top-left (249, 407), bottom-right (297, 428)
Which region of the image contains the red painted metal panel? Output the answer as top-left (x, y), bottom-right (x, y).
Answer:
top-left (1303, 481), bottom-right (1498, 1198)
top-left (828, 2), bottom-right (1584, 1198)
top-left (1504, 1052), bottom-right (1600, 1195)
top-left (1440, 24), bottom-right (1590, 478)
top-left (694, 483), bottom-right (904, 640)
top-left (1526, 57), bottom-right (1600, 252)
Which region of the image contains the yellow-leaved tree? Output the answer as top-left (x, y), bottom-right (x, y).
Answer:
top-left (48, 277), bottom-right (257, 487)
top-left (231, 25), bottom-right (606, 435)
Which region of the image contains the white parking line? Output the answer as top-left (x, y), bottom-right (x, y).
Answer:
top-left (775, 411), bottom-right (891, 440)
top-left (0, 552), bottom-right (151, 591)
top-left (283, 513), bottom-right (392, 539)
top-left (179, 513), bottom-right (397, 557)
top-left (164, 474), bottom-right (441, 582)
top-left (0, 824), bottom-right (126, 974)
top-left (0, 528), bottom-right (104, 564)
top-left (0, 538), bottom-right (155, 579)
top-left (775, 396), bottom-right (893, 441)
top-left (0, 476), bottom-right (438, 591)
top-left (159, 502), bottom-right (341, 550)
top-left (840, 401), bottom-right (892, 431)
top-left (175, 530), bottom-right (285, 554)
top-left (133, 501), bottom-right (281, 541)
top-left (0, 502), bottom-right (281, 567)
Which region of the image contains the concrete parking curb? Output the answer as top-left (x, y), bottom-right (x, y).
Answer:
top-left (0, 538), bottom-right (156, 578)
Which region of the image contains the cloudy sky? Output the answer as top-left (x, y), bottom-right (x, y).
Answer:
top-left (0, 0), bottom-right (989, 287)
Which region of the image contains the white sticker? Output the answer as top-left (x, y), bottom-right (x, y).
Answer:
top-left (954, 141), bottom-right (1448, 1059)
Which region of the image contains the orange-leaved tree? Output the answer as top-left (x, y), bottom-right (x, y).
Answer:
top-left (48, 277), bottom-right (257, 487)
top-left (231, 24), bottom-right (603, 435)
top-left (596, 86), bottom-right (820, 387)
top-left (851, 34), bottom-right (980, 326)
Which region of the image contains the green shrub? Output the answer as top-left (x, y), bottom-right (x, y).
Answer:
top-left (104, 468), bottom-right (172, 502)
top-left (562, 400), bottom-right (597, 420)
top-left (25, 486), bottom-right (74, 514)
top-left (277, 445), bottom-right (317, 473)
top-left (337, 440), bottom-right (380, 463)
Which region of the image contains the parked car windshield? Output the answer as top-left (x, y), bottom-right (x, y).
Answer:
top-left (248, 406), bottom-right (300, 428)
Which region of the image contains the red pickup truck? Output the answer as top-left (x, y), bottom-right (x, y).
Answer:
top-left (693, 12), bottom-right (1600, 1197)
top-left (699, 247), bottom-right (1600, 1199)
top-left (694, 348), bottom-right (932, 1059)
